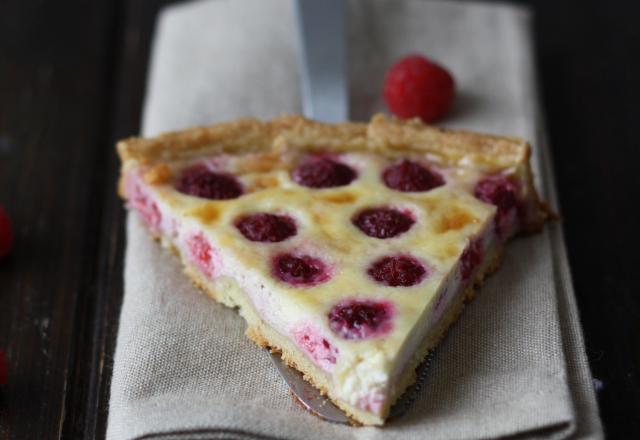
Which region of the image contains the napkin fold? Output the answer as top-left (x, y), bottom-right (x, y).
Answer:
top-left (107, 0), bottom-right (603, 438)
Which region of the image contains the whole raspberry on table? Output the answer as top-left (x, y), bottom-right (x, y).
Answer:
top-left (383, 54), bottom-right (455, 123)
top-left (0, 205), bottom-right (13, 258)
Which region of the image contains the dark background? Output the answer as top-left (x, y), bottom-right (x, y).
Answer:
top-left (0, 0), bottom-right (638, 438)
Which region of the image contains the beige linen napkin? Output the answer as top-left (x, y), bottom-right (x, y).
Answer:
top-left (107, 0), bottom-right (603, 439)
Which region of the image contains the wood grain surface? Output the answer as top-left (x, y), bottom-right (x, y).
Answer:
top-left (0, 0), bottom-right (638, 438)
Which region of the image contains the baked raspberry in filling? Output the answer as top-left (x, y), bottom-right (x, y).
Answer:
top-left (127, 177), bottom-right (162, 232)
top-left (292, 156), bottom-right (357, 188)
top-left (383, 159), bottom-right (445, 192)
top-left (186, 232), bottom-right (218, 278)
top-left (474, 175), bottom-right (521, 237)
top-left (292, 324), bottom-right (339, 373)
top-left (176, 164), bottom-right (243, 199)
top-left (352, 207), bottom-right (415, 239)
top-left (460, 238), bottom-right (483, 281)
top-left (358, 394), bottom-right (385, 414)
top-left (272, 253), bottom-right (330, 286)
top-left (368, 255), bottom-right (428, 287)
top-left (235, 213), bottom-right (296, 242)
top-left (328, 300), bottom-right (394, 340)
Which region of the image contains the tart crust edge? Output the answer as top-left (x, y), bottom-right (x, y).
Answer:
top-left (117, 114), bottom-right (529, 167)
top-left (116, 114), bottom-right (547, 230)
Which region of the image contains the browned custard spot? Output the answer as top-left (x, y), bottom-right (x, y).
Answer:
top-left (311, 210), bottom-right (328, 225)
top-left (436, 206), bottom-right (478, 233)
top-left (319, 192), bottom-right (357, 204)
top-left (248, 175), bottom-right (280, 191)
top-left (415, 197), bottom-right (436, 213)
top-left (445, 243), bottom-right (460, 258)
top-left (189, 204), bottom-right (220, 225)
top-left (143, 163), bottom-right (172, 184)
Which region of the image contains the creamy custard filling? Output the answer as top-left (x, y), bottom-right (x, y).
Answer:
top-left (127, 172), bottom-right (340, 369)
top-left (126, 172), bottom-right (503, 416)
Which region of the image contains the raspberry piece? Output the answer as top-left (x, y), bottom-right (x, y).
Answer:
top-left (176, 165), bottom-right (242, 200)
top-left (235, 213), bottom-right (296, 243)
top-left (358, 393), bottom-right (385, 413)
top-left (292, 157), bottom-right (356, 188)
top-left (0, 206), bottom-right (13, 258)
top-left (474, 175), bottom-right (519, 214)
top-left (368, 255), bottom-right (427, 287)
top-left (0, 350), bottom-right (7, 385)
top-left (460, 238), bottom-right (483, 281)
top-left (292, 324), bottom-right (339, 373)
top-left (187, 233), bottom-right (217, 278)
top-left (474, 175), bottom-right (520, 236)
top-left (272, 254), bottom-right (329, 286)
top-left (127, 178), bottom-right (162, 231)
top-left (383, 160), bottom-right (445, 192)
top-left (383, 54), bottom-right (455, 123)
top-left (135, 196), bottom-right (161, 231)
top-left (352, 207), bottom-right (415, 239)
top-left (328, 300), bottom-right (395, 340)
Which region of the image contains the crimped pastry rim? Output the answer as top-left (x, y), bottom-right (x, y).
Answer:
top-left (117, 113), bottom-right (530, 169)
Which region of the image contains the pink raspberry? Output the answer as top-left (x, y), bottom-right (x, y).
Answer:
top-left (235, 213), bottom-right (296, 243)
top-left (328, 300), bottom-right (395, 340)
top-left (368, 255), bottom-right (427, 287)
top-left (352, 207), bottom-right (415, 239)
top-left (176, 165), bottom-right (242, 200)
top-left (128, 180), bottom-right (162, 232)
top-left (383, 160), bottom-right (444, 192)
top-left (292, 325), bottom-right (339, 373)
top-left (474, 175), bottom-right (520, 236)
top-left (474, 175), bottom-right (519, 214)
top-left (460, 238), bottom-right (483, 281)
top-left (383, 54), bottom-right (455, 123)
top-left (292, 157), bottom-right (356, 188)
top-left (187, 233), bottom-right (217, 278)
top-left (272, 253), bottom-right (330, 286)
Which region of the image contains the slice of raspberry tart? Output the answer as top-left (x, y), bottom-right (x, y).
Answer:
top-left (117, 114), bottom-right (547, 425)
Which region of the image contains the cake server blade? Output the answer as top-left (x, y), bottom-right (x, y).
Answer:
top-left (268, 351), bottom-right (351, 424)
top-left (268, 350), bottom-right (435, 424)
top-left (266, 0), bottom-right (352, 422)
top-left (294, 0), bottom-right (348, 122)
top-left (266, 0), bottom-right (434, 424)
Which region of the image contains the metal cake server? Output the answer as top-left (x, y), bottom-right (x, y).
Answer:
top-left (266, 0), bottom-right (435, 424)
top-left (295, 0), bottom-right (348, 123)
top-left (269, 350), bottom-right (435, 423)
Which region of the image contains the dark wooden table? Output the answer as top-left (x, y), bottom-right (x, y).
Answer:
top-left (0, 0), bottom-right (638, 438)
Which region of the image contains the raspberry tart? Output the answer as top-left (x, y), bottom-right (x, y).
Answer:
top-left (117, 114), bottom-right (547, 425)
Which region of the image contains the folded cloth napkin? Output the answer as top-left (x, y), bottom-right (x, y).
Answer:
top-left (106, 0), bottom-right (603, 438)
